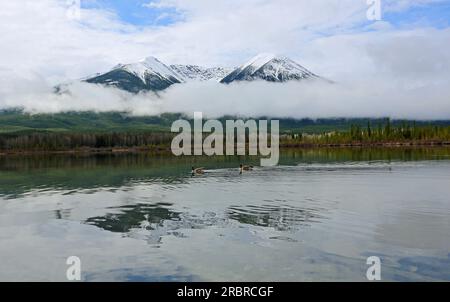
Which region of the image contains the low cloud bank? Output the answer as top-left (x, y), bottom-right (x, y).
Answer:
top-left (1, 75), bottom-right (450, 120)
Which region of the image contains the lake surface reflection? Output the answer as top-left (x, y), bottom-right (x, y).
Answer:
top-left (0, 148), bottom-right (449, 281)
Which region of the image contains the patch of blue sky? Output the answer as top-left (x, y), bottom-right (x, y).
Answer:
top-left (319, 1), bottom-right (450, 37)
top-left (382, 1), bottom-right (450, 29)
top-left (80, 1), bottom-right (449, 31)
top-left (80, 0), bottom-right (183, 26)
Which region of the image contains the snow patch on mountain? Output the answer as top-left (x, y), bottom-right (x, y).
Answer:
top-left (117, 56), bottom-right (183, 84)
top-left (240, 53), bottom-right (276, 71)
top-left (170, 65), bottom-right (234, 82)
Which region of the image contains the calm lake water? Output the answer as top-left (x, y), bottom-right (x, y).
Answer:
top-left (0, 148), bottom-right (449, 281)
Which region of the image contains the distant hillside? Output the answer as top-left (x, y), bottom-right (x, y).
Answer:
top-left (0, 110), bottom-right (181, 134)
top-left (1, 110), bottom-right (450, 135)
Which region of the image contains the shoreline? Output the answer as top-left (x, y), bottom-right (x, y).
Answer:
top-left (1, 141), bottom-right (449, 156)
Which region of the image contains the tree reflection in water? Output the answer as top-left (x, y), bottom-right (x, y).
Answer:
top-left (84, 200), bottom-right (327, 246)
top-left (227, 204), bottom-right (326, 231)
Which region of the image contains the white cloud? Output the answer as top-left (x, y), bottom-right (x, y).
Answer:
top-left (3, 75), bottom-right (450, 120)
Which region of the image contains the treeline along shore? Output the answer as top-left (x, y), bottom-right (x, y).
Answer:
top-left (1, 120), bottom-right (449, 155)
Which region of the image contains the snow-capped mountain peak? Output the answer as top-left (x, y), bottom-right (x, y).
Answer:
top-left (221, 54), bottom-right (318, 83)
top-left (85, 56), bottom-right (184, 93)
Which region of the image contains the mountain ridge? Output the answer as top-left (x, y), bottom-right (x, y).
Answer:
top-left (83, 54), bottom-right (323, 93)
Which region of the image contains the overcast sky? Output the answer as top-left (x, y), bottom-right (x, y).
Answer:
top-left (0, 0), bottom-right (450, 119)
